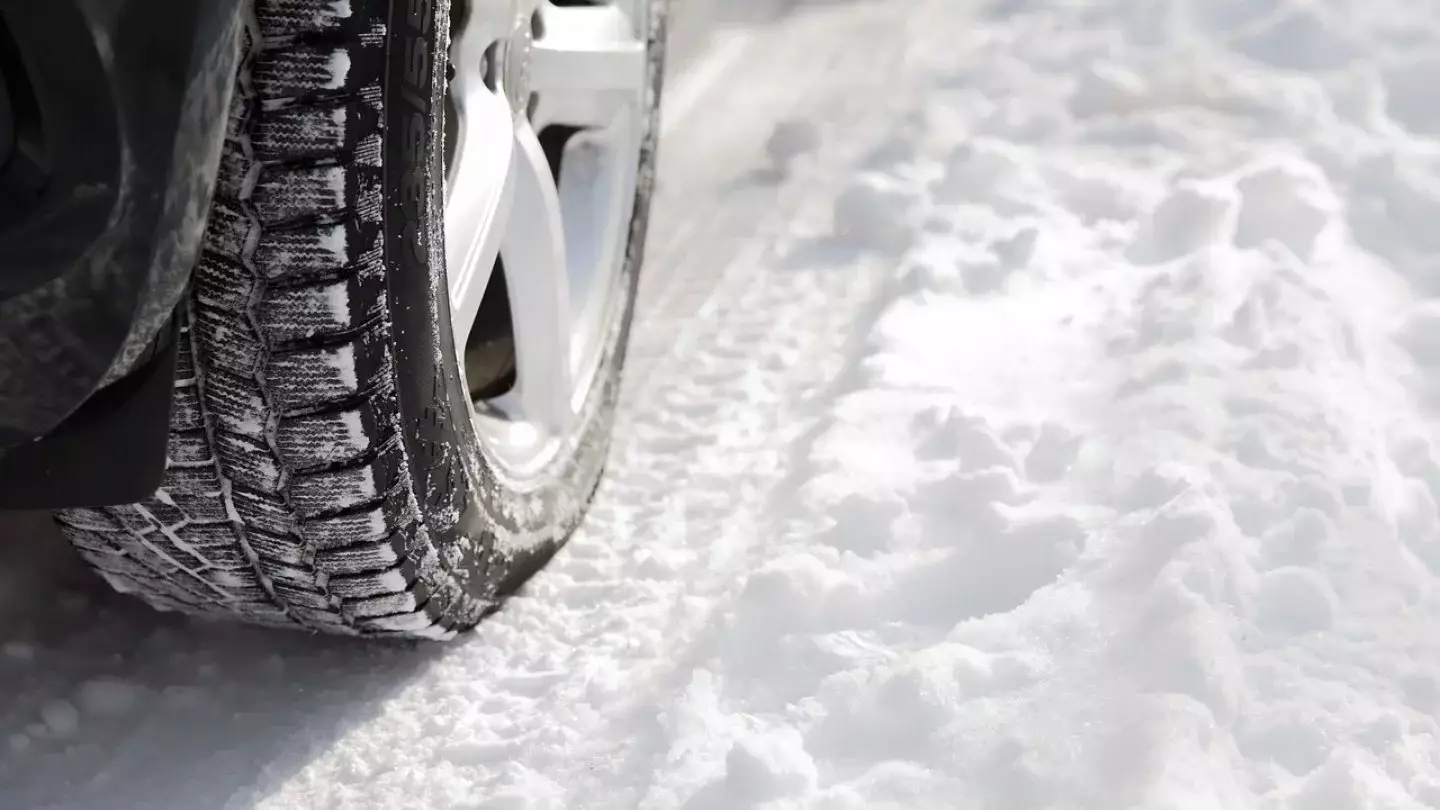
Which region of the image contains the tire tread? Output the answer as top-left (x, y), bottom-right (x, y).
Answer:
top-left (55, 0), bottom-right (461, 639)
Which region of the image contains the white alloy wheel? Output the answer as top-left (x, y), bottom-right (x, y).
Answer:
top-left (444, 0), bottom-right (652, 486)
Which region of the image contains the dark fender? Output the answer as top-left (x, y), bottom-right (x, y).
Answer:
top-left (0, 0), bottom-right (244, 508)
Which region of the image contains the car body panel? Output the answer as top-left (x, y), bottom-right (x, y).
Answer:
top-left (0, 0), bottom-right (243, 507)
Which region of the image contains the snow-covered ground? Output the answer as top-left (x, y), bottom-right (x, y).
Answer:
top-left (7, 0), bottom-right (1440, 807)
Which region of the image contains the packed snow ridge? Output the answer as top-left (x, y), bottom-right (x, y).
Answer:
top-left (9, 0), bottom-right (1440, 807)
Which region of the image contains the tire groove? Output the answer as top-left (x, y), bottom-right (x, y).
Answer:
top-left (195, 10), bottom-right (314, 625)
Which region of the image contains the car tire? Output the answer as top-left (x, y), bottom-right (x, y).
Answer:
top-left (52, 0), bottom-right (666, 640)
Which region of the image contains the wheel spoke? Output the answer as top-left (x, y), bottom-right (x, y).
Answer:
top-left (555, 120), bottom-right (638, 389)
top-left (530, 3), bottom-right (647, 127)
top-left (445, 87), bottom-right (516, 358)
top-left (496, 120), bottom-right (573, 431)
top-left (446, 0), bottom-right (530, 354)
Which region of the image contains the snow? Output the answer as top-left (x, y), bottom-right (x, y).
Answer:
top-left (326, 51), bottom-right (352, 90)
top-left (2, 640), bottom-right (34, 661)
top-left (39, 700), bottom-right (80, 739)
top-left (9, 0), bottom-right (1440, 807)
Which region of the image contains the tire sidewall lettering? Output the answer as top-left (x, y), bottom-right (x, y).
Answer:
top-left (399, 4), bottom-right (430, 268)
